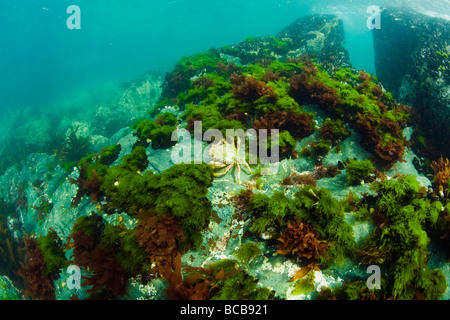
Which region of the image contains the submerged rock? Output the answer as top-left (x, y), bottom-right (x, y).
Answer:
top-left (277, 14), bottom-right (351, 69)
top-left (372, 7), bottom-right (450, 158)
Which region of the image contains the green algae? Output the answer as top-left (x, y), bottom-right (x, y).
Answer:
top-left (100, 223), bottom-right (151, 276)
top-left (98, 143), bottom-right (122, 166)
top-left (291, 271), bottom-right (315, 296)
top-left (132, 116), bottom-right (178, 150)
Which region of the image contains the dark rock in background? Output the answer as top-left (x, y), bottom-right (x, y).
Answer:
top-left (372, 7), bottom-right (450, 158)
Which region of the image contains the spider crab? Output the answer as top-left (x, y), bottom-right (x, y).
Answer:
top-left (208, 137), bottom-right (252, 184)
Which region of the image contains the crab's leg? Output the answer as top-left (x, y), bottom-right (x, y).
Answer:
top-left (214, 164), bottom-right (233, 177)
top-left (214, 138), bottom-right (224, 146)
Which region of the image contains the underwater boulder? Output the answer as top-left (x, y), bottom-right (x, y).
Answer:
top-left (372, 7), bottom-right (450, 158)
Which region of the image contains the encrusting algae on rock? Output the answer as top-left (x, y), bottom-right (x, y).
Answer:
top-left (1, 13), bottom-right (449, 301)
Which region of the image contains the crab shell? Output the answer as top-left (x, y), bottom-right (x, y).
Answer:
top-left (208, 139), bottom-right (240, 164)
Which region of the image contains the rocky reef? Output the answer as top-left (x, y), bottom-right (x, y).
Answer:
top-left (0, 13), bottom-right (449, 301)
top-left (372, 7), bottom-right (450, 160)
